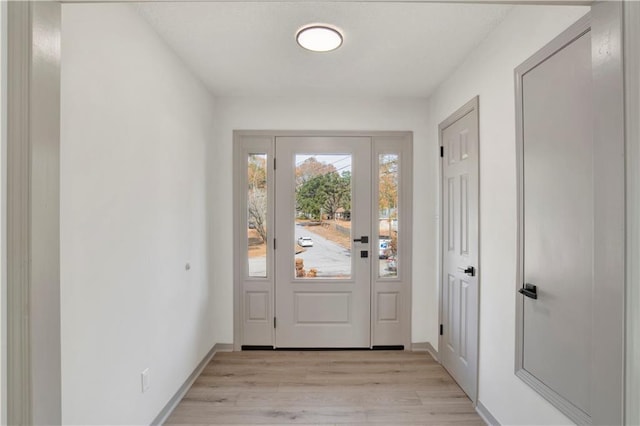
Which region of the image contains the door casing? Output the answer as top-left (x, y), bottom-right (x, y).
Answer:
top-left (233, 130), bottom-right (413, 351)
top-left (516, 14), bottom-right (597, 424)
top-left (515, 7), bottom-right (625, 425)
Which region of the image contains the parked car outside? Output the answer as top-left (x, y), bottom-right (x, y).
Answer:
top-left (386, 256), bottom-right (397, 272)
top-left (379, 238), bottom-right (391, 258)
top-left (297, 236), bottom-right (314, 247)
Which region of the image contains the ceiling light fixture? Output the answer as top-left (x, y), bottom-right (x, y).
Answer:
top-left (296, 24), bottom-right (343, 53)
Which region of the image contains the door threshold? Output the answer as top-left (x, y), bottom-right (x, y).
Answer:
top-left (241, 345), bottom-right (404, 351)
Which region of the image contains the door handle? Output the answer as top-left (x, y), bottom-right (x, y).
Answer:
top-left (353, 236), bottom-right (369, 244)
top-left (457, 266), bottom-right (475, 277)
top-left (518, 283), bottom-right (538, 299)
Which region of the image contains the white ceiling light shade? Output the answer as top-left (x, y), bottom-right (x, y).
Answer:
top-left (296, 24), bottom-right (344, 52)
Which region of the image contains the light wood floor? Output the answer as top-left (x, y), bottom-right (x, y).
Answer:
top-left (165, 350), bottom-right (484, 425)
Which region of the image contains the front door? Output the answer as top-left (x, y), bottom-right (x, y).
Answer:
top-left (274, 137), bottom-right (372, 348)
top-left (235, 131), bottom-right (412, 350)
top-left (440, 98), bottom-right (480, 402)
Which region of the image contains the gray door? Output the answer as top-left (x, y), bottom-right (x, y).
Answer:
top-left (517, 18), bottom-right (593, 424)
top-left (440, 98), bottom-right (479, 402)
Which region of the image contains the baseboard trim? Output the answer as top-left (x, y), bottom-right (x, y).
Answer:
top-left (476, 400), bottom-right (500, 426)
top-left (411, 341), bottom-right (438, 361)
top-left (411, 341), bottom-right (429, 351)
top-left (151, 343), bottom-right (230, 425)
top-left (213, 343), bottom-right (233, 352)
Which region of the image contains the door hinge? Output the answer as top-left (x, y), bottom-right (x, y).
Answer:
top-left (440, 146), bottom-right (444, 158)
top-left (274, 317), bottom-right (277, 328)
top-left (273, 238), bottom-right (276, 250)
top-left (439, 324), bottom-right (443, 336)
top-left (273, 157), bottom-right (276, 170)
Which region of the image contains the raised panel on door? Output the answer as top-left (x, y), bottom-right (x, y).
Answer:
top-left (245, 291), bottom-right (269, 321)
top-left (295, 292), bottom-right (351, 324)
top-left (520, 28), bottom-right (592, 420)
top-left (376, 292), bottom-right (399, 322)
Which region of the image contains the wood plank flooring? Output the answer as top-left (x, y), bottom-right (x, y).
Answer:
top-left (165, 350), bottom-right (484, 425)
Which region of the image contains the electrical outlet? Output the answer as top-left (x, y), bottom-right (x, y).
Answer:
top-left (141, 368), bottom-right (150, 393)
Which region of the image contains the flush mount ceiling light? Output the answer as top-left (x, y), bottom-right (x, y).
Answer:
top-left (296, 24), bottom-right (343, 52)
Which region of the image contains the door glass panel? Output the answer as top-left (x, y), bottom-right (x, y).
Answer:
top-left (379, 154), bottom-right (398, 278)
top-left (294, 154), bottom-right (352, 279)
top-left (248, 153), bottom-right (267, 278)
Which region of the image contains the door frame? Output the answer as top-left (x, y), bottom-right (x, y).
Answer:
top-left (5, 3), bottom-right (62, 424)
top-left (514, 5), bottom-right (625, 425)
top-left (232, 130), bottom-right (413, 351)
top-left (437, 96), bottom-right (480, 405)
top-left (514, 13), bottom-right (593, 425)
top-left (3, 1), bottom-right (635, 425)
top-left (625, 3), bottom-right (640, 424)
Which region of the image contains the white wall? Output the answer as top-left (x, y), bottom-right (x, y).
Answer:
top-left (211, 97), bottom-right (433, 344)
top-left (61, 4), bottom-right (216, 424)
top-left (426, 5), bottom-right (588, 425)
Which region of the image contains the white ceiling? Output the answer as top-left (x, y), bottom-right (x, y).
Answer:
top-left (135, 2), bottom-right (513, 98)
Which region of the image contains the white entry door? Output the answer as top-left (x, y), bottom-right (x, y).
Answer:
top-left (274, 137), bottom-right (372, 348)
top-left (440, 98), bottom-right (479, 402)
top-left (235, 131), bottom-right (412, 350)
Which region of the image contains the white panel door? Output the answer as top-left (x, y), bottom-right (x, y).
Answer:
top-left (274, 136), bottom-right (371, 348)
top-left (440, 100), bottom-right (479, 402)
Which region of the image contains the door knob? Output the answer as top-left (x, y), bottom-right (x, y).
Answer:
top-left (518, 283), bottom-right (538, 299)
top-left (457, 266), bottom-right (475, 277)
top-left (353, 236), bottom-right (369, 243)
